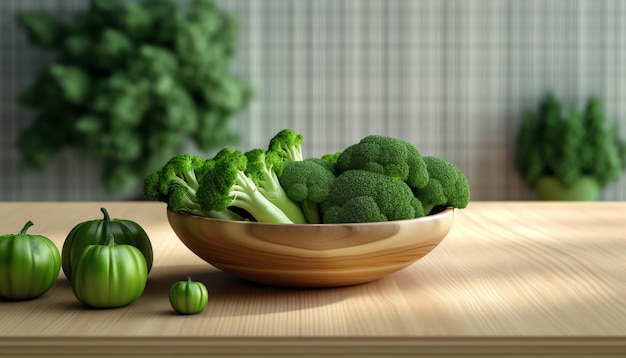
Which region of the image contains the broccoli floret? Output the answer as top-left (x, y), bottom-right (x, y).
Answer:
top-left (244, 148), bottom-right (307, 224)
top-left (320, 169), bottom-right (424, 224)
top-left (279, 158), bottom-right (336, 224)
top-left (314, 156), bottom-right (338, 175)
top-left (264, 129), bottom-right (305, 177)
top-left (327, 196), bottom-right (388, 223)
top-left (143, 153), bottom-right (243, 221)
top-left (268, 129), bottom-right (304, 163)
top-left (158, 154), bottom-right (208, 194)
top-left (413, 156), bottom-right (470, 215)
top-left (196, 148), bottom-right (296, 224)
top-left (334, 135), bottom-right (429, 190)
top-left (143, 170), bottom-right (166, 201)
top-left (320, 151), bottom-right (341, 166)
top-left (142, 153), bottom-right (208, 215)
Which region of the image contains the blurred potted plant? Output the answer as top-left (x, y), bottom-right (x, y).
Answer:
top-left (515, 93), bottom-right (626, 201)
top-left (16, 0), bottom-right (253, 194)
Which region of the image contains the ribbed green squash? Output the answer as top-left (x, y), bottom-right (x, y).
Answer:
top-left (62, 207), bottom-right (153, 281)
top-left (0, 221), bottom-right (61, 300)
top-left (71, 236), bottom-right (147, 308)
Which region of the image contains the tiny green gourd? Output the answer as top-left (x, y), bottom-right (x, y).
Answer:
top-left (71, 235), bottom-right (148, 308)
top-left (62, 207), bottom-right (153, 281)
top-left (0, 221), bottom-right (61, 300)
top-left (169, 277), bottom-right (209, 315)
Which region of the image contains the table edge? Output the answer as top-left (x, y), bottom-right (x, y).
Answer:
top-left (1, 337), bottom-right (625, 357)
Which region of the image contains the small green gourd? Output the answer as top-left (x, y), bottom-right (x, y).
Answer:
top-left (169, 277), bottom-right (209, 315)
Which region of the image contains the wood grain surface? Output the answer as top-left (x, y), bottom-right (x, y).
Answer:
top-left (0, 201), bottom-right (624, 357)
top-left (166, 208), bottom-right (454, 287)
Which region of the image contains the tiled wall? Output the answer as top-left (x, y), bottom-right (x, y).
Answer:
top-left (1, 0), bottom-right (626, 201)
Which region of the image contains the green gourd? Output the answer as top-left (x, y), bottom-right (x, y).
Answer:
top-left (169, 277), bottom-right (209, 315)
top-left (62, 207), bottom-right (153, 281)
top-left (0, 221), bottom-right (61, 300)
top-left (71, 235), bottom-right (147, 308)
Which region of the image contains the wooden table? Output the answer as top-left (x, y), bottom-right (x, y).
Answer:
top-left (0, 201), bottom-right (624, 357)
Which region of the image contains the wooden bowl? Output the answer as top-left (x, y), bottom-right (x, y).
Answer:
top-left (166, 208), bottom-right (455, 288)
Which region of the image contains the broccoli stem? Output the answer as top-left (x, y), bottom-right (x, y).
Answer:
top-left (421, 202), bottom-right (438, 216)
top-left (232, 171), bottom-right (294, 224)
top-left (300, 200), bottom-right (321, 224)
top-left (182, 169), bottom-right (200, 191)
top-left (177, 192), bottom-right (243, 220)
top-left (177, 193), bottom-right (207, 215)
top-left (283, 147), bottom-right (303, 161)
top-left (257, 167), bottom-right (307, 224)
top-left (171, 175), bottom-right (197, 195)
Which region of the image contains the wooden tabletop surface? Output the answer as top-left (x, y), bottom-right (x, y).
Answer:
top-left (0, 201), bottom-right (624, 357)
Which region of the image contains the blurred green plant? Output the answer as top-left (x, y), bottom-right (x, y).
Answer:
top-left (16, 0), bottom-right (253, 194)
top-left (515, 93), bottom-right (626, 191)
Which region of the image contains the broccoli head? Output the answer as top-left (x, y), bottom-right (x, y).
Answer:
top-left (334, 135), bottom-right (429, 190)
top-left (279, 158), bottom-right (336, 223)
top-left (196, 148), bottom-right (298, 223)
top-left (268, 129), bottom-right (304, 163)
top-left (143, 153), bottom-right (243, 220)
top-left (142, 153), bottom-right (208, 210)
top-left (244, 148), bottom-right (307, 224)
top-left (320, 169), bottom-right (424, 224)
top-left (159, 154), bottom-right (209, 193)
top-left (413, 156), bottom-right (470, 215)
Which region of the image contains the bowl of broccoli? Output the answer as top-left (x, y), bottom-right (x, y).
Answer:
top-left (146, 129), bottom-right (470, 287)
top-left (166, 206), bottom-right (455, 288)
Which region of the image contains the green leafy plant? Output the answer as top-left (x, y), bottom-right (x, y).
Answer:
top-left (515, 93), bottom-right (626, 192)
top-left (16, 0), bottom-right (253, 193)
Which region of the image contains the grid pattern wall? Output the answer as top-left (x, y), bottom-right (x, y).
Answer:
top-left (1, 0), bottom-right (626, 201)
